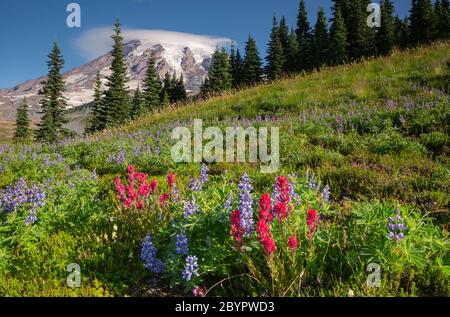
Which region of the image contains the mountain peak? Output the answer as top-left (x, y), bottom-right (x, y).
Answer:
top-left (0, 41), bottom-right (213, 121)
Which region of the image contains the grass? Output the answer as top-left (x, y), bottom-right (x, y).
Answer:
top-left (0, 42), bottom-right (448, 297)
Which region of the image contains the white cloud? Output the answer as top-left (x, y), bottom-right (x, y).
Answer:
top-left (74, 27), bottom-right (233, 60)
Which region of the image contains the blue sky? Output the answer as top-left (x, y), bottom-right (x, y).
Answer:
top-left (0, 0), bottom-right (411, 88)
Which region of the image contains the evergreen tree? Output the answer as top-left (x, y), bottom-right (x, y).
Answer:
top-left (230, 46), bottom-right (244, 88)
top-left (410, 0), bottom-right (437, 45)
top-left (376, 0), bottom-right (396, 55)
top-left (131, 87), bottom-right (146, 119)
top-left (295, 0), bottom-right (312, 71)
top-left (331, 0), bottom-right (350, 26)
top-left (329, 8), bottom-right (348, 64)
top-left (199, 78), bottom-right (210, 98)
top-left (173, 74), bottom-right (187, 103)
top-left (279, 16), bottom-right (290, 73)
top-left (266, 16), bottom-right (285, 80)
top-left (243, 35), bottom-right (263, 86)
top-left (35, 41), bottom-right (68, 143)
top-left (360, 0), bottom-right (376, 56)
top-left (161, 72), bottom-right (173, 102)
top-left (394, 16), bottom-right (410, 50)
top-left (284, 28), bottom-right (300, 73)
top-left (346, 0), bottom-right (372, 60)
top-left (14, 98), bottom-right (31, 142)
top-left (204, 47), bottom-right (222, 94)
top-left (311, 8), bottom-right (329, 68)
top-left (143, 53), bottom-right (162, 110)
top-left (435, 0), bottom-right (450, 39)
top-left (103, 19), bottom-right (129, 126)
top-left (161, 90), bottom-right (170, 107)
top-left (87, 71), bottom-right (104, 133)
top-left (220, 47), bottom-right (232, 90)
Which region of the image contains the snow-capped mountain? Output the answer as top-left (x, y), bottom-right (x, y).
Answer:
top-left (0, 39), bottom-right (215, 121)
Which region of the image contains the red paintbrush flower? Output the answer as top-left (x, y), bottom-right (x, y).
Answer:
top-left (230, 210), bottom-right (244, 243)
top-left (259, 194), bottom-right (273, 222)
top-left (288, 235), bottom-right (299, 251)
top-left (167, 173), bottom-right (176, 188)
top-left (149, 179), bottom-right (158, 193)
top-left (159, 193), bottom-right (169, 207)
top-left (307, 209), bottom-right (319, 238)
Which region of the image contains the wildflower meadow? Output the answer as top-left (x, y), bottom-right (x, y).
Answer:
top-left (0, 42), bottom-right (449, 297)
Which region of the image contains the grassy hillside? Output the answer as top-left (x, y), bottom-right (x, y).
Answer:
top-left (0, 42), bottom-right (448, 297)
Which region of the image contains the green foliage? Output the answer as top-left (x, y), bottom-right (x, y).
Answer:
top-left (311, 8), bottom-right (329, 68)
top-left (103, 19), bottom-right (129, 127)
top-left (376, 0), bottom-right (396, 56)
top-left (295, 0), bottom-right (312, 71)
top-left (14, 99), bottom-right (31, 143)
top-left (131, 87), bottom-right (146, 119)
top-left (161, 72), bottom-right (187, 104)
top-left (143, 53), bottom-right (162, 110)
top-left (35, 41), bottom-right (68, 143)
top-left (266, 16), bottom-right (285, 80)
top-left (87, 71), bottom-right (104, 133)
top-left (329, 8), bottom-right (347, 65)
top-left (410, 0), bottom-right (437, 45)
top-left (243, 35), bottom-right (263, 86)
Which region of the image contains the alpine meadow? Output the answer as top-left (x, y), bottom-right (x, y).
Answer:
top-left (0, 0), bottom-right (449, 299)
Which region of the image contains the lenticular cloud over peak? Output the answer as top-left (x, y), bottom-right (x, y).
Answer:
top-left (75, 27), bottom-right (233, 60)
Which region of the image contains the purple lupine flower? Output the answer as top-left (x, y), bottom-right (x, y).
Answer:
top-left (189, 177), bottom-right (202, 192)
top-left (321, 185), bottom-right (331, 203)
top-left (387, 208), bottom-right (407, 242)
top-left (172, 186), bottom-right (180, 203)
top-left (238, 174), bottom-right (254, 237)
top-left (184, 199), bottom-right (200, 218)
top-left (0, 179), bottom-right (46, 225)
top-left (141, 235), bottom-right (165, 274)
top-left (0, 178), bottom-right (28, 213)
top-left (133, 146), bottom-right (141, 158)
top-left (176, 230), bottom-right (189, 255)
top-left (288, 179), bottom-right (301, 205)
top-left (223, 193), bottom-right (233, 211)
top-left (200, 164), bottom-right (209, 184)
top-left (306, 173), bottom-right (317, 190)
top-left (107, 150), bottom-right (127, 165)
top-left (182, 255), bottom-right (199, 282)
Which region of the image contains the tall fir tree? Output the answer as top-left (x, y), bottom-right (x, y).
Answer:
top-left (266, 16), bottom-right (285, 80)
top-left (284, 28), bottom-right (300, 73)
top-left (220, 47), bottom-right (232, 90)
top-left (311, 8), bottom-right (329, 68)
top-left (279, 16), bottom-right (290, 73)
top-left (329, 8), bottom-right (348, 64)
top-left (410, 0), bottom-right (437, 45)
top-left (205, 48), bottom-right (223, 94)
top-left (230, 47), bottom-right (244, 88)
top-left (243, 35), bottom-right (263, 86)
top-left (143, 53), bottom-right (162, 110)
top-left (394, 16), bottom-right (410, 50)
top-left (131, 87), bottom-right (146, 119)
top-left (173, 74), bottom-right (187, 103)
top-left (35, 41), bottom-right (68, 143)
top-left (103, 19), bottom-right (129, 127)
top-left (345, 0), bottom-right (372, 60)
top-left (87, 71), bottom-right (104, 133)
top-left (376, 0), bottom-right (396, 55)
top-left (435, 0), bottom-right (450, 39)
top-left (295, 0), bottom-right (312, 71)
top-left (14, 98), bottom-right (31, 142)
top-left (161, 72), bottom-right (173, 102)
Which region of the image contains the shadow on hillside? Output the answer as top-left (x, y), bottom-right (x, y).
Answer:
top-left (408, 60), bottom-right (450, 94)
